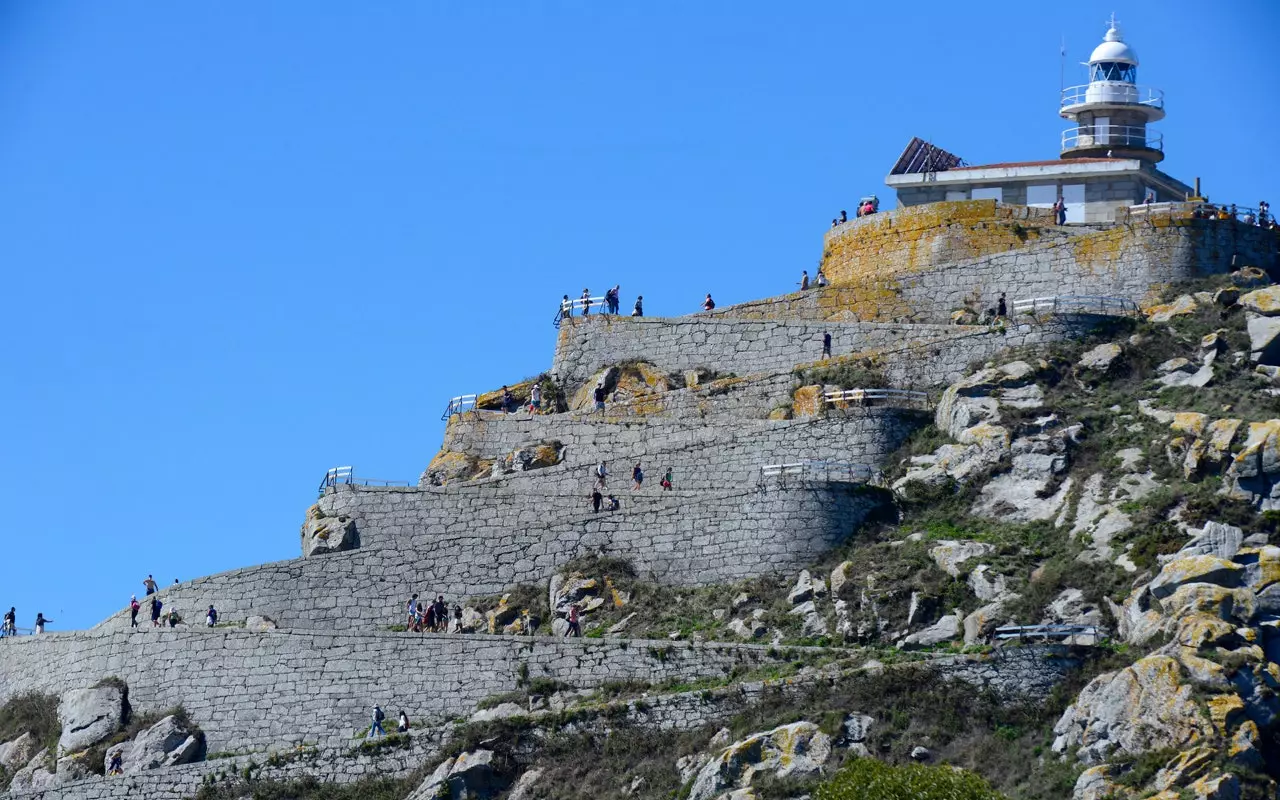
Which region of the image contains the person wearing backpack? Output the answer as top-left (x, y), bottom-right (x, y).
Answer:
top-left (206, 606), bottom-right (218, 627)
top-left (129, 596), bottom-right (140, 628)
top-left (150, 597), bottom-right (163, 627)
top-left (370, 705), bottom-right (386, 738)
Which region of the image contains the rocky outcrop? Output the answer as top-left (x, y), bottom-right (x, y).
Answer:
top-left (0, 731), bottom-right (36, 772)
top-left (57, 684), bottom-right (125, 755)
top-left (103, 714), bottom-right (203, 774)
top-left (687, 721), bottom-right (833, 800)
top-left (407, 749), bottom-right (509, 800)
top-left (300, 505), bottom-right (357, 558)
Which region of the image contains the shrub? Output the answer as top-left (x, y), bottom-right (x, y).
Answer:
top-left (815, 758), bottom-right (1007, 800)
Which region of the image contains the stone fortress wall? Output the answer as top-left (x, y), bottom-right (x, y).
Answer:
top-left (5, 197), bottom-right (1274, 798)
top-left (813, 200), bottom-right (1278, 323)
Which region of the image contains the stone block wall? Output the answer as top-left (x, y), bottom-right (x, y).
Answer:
top-left (0, 631), bottom-right (783, 754)
top-left (819, 203), bottom-right (1278, 323)
top-left (552, 314), bottom-right (1101, 396)
top-left (438, 409), bottom-right (921, 487)
top-left (550, 315), bottom-right (987, 394)
top-left (95, 480), bottom-right (881, 632)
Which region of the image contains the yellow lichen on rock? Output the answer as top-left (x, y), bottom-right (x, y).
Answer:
top-left (792, 385), bottom-right (825, 418)
top-left (1170, 412), bottom-right (1209, 438)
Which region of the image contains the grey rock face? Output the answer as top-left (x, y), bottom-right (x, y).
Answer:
top-left (104, 714), bottom-right (203, 774)
top-left (300, 507), bottom-right (357, 558)
top-left (1077, 342), bottom-right (1122, 372)
top-left (899, 613), bottom-right (961, 649)
top-left (0, 731), bottom-right (36, 772)
top-left (8, 748), bottom-right (57, 792)
top-left (929, 540), bottom-right (993, 577)
top-left (57, 684), bottom-right (125, 755)
top-left (687, 721), bottom-right (832, 800)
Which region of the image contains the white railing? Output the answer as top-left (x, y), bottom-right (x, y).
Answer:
top-left (317, 465), bottom-right (411, 495)
top-left (823, 388), bottom-right (931, 409)
top-left (994, 624), bottom-right (1106, 643)
top-left (759, 460), bottom-right (881, 485)
top-left (319, 466), bottom-right (353, 492)
top-left (1060, 83), bottom-right (1164, 111)
top-left (1011, 295), bottom-right (1140, 318)
top-left (1061, 125), bottom-right (1162, 152)
top-left (441, 394), bottom-right (478, 420)
top-left (561, 296), bottom-right (608, 315)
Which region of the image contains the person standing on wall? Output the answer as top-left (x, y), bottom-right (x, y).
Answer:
top-left (632, 463), bottom-right (644, 491)
top-left (369, 705), bottom-right (386, 738)
top-left (143, 574), bottom-right (158, 596)
top-left (996, 293), bottom-right (1007, 319)
top-left (822, 332), bottom-right (832, 359)
top-left (702, 293), bottom-right (715, 311)
top-left (799, 270), bottom-right (809, 291)
top-left (632, 295), bottom-right (643, 317)
top-left (34, 612), bottom-right (51, 634)
top-left (129, 596), bottom-right (140, 628)
top-left (150, 597), bottom-right (163, 627)
top-left (564, 603), bottom-right (581, 637)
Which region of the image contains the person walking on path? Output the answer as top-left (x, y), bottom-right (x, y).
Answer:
top-left (590, 487), bottom-right (603, 514)
top-left (702, 293), bottom-right (715, 311)
top-left (3, 607), bottom-right (15, 637)
top-left (822, 332), bottom-right (832, 359)
top-left (632, 463), bottom-right (644, 491)
top-left (564, 603), bottom-right (582, 637)
top-left (150, 597), bottom-right (163, 628)
top-left (129, 596), bottom-right (140, 628)
top-left (34, 613), bottom-right (51, 634)
top-left (581, 288), bottom-right (592, 316)
top-left (660, 467), bottom-right (673, 491)
top-left (593, 383), bottom-right (606, 413)
top-left (452, 604), bottom-right (463, 633)
top-left (529, 383), bottom-right (542, 413)
top-left (397, 711), bottom-right (410, 733)
top-left (632, 295), bottom-right (643, 317)
top-left (369, 705), bottom-right (386, 738)
top-left (609, 285), bottom-right (621, 314)
top-left (206, 606), bottom-right (217, 627)
top-left (799, 270), bottom-right (809, 291)
top-left (143, 575), bottom-right (158, 596)
top-left (406, 594), bottom-right (418, 628)
top-left (816, 269), bottom-right (828, 288)
top-left (595, 461), bottom-right (608, 488)
top-left (996, 293), bottom-right (1007, 319)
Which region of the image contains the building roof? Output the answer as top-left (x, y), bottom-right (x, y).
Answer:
top-left (949, 158), bottom-right (1122, 171)
top-left (1090, 25), bottom-right (1138, 66)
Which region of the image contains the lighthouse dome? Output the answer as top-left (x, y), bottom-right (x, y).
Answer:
top-left (1089, 25), bottom-right (1138, 66)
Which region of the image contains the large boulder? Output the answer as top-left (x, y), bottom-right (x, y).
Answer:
top-left (300, 505), bottom-right (357, 557)
top-left (57, 685), bottom-right (126, 756)
top-left (1245, 314), bottom-right (1280, 365)
top-left (104, 714), bottom-right (203, 774)
top-left (898, 613), bottom-right (961, 649)
top-left (8, 749), bottom-right (57, 792)
top-left (1053, 655), bottom-right (1214, 764)
top-left (501, 440), bottom-right (564, 473)
top-left (1240, 285), bottom-right (1280, 315)
top-left (421, 450), bottom-right (492, 487)
top-left (928, 540), bottom-right (993, 578)
top-left (1077, 342), bottom-right (1122, 373)
top-left (1148, 556), bottom-right (1244, 599)
top-left (0, 732), bottom-right (36, 772)
top-left (406, 749), bottom-right (508, 800)
top-left (687, 721), bottom-right (832, 800)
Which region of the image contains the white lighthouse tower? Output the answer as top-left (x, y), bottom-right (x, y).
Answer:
top-left (1060, 16), bottom-right (1165, 163)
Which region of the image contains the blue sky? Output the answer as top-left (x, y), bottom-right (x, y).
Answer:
top-left (2, 2), bottom-right (1276, 631)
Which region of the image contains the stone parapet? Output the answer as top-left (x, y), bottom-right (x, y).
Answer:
top-left (0, 630), bottom-right (791, 755)
top-left (94, 480), bottom-right (881, 632)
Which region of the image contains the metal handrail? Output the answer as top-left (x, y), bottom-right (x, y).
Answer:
top-left (1060, 83), bottom-right (1164, 111)
top-left (441, 394), bottom-right (477, 420)
top-left (758, 460), bottom-right (880, 485)
top-left (994, 624), bottom-right (1105, 642)
top-left (1061, 125), bottom-right (1162, 152)
top-left (1011, 295), bottom-right (1139, 318)
top-left (317, 466), bottom-right (410, 496)
top-left (823, 388), bottom-right (930, 409)
top-left (553, 296), bottom-right (612, 328)
top-left (319, 466), bottom-right (353, 492)
top-left (0, 626), bottom-right (35, 638)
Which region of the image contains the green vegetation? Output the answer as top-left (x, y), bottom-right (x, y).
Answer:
top-left (0, 693), bottom-right (60, 788)
top-left (815, 758), bottom-right (1007, 800)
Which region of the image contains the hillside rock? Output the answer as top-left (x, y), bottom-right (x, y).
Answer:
top-left (1077, 342), bottom-right (1122, 372)
top-left (0, 732), bottom-right (36, 772)
top-left (408, 749), bottom-right (507, 800)
top-left (1246, 314), bottom-right (1280, 365)
top-left (1148, 555), bottom-right (1244, 599)
top-left (687, 721), bottom-right (832, 800)
top-left (1053, 655), bottom-right (1213, 764)
top-left (300, 506), bottom-right (357, 557)
top-left (929, 540), bottom-right (993, 577)
top-left (103, 714), bottom-right (203, 774)
top-left (9, 749), bottom-right (57, 792)
top-left (57, 684), bottom-right (126, 755)
top-left (899, 613), bottom-right (961, 649)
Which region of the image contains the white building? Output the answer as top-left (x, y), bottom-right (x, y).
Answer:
top-left (884, 18), bottom-right (1193, 222)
